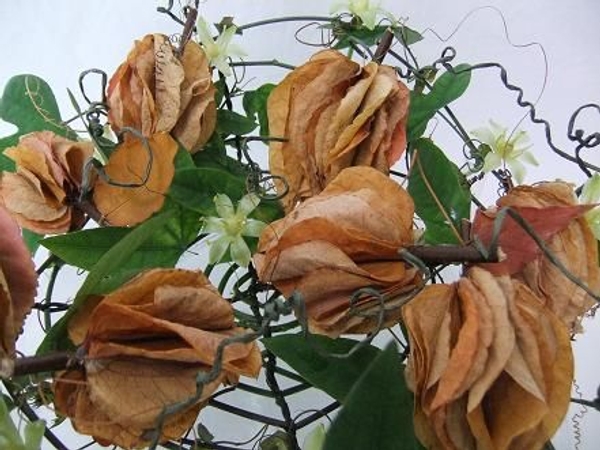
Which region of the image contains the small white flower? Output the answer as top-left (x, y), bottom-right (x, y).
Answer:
top-left (580, 173), bottom-right (600, 241)
top-left (330, 0), bottom-right (396, 30)
top-left (203, 193), bottom-right (266, 267)
top-left (196, 17), bottom-right (246, 77)
top-left (302, 423), bottom-right (326, 450)
top-left (471, 120), bottom-right (538, 184)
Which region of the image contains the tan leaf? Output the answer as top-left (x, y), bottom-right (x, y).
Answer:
top-left (0, 131), bottom-right (93, 234)
top-left (430, 277), bottom-right (485, 411)
top-left (255, 167), bottom-right (419, 336)
top-left (267, 50), bottom-right (410, 212)
top-left (108, 34), bottom-right (216, 153)
top-left (92, 132), bottom-right (177, 226)
top-left (466, 268), bottom-right (515, 411)
top-left (485, 181), bottom-right (600, 332)
top-left (56, 268), bottom-right (261, 449)
top-left (0, 206), bottom-right (37, 376)
top-left (54, 363), bottom-right (207, 449)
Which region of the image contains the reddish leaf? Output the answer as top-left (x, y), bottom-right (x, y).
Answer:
top-left (472, 204), bottom-right (591, 276)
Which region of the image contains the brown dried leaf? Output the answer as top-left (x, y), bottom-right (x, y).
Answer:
top-left (403, 268), bottom-right (574, 449)
top-left (0, 131), bottom-right (93, 234)
top-left (267, 50), bottom-right (410, 212)
top-left (0, 206), bottom-right (37, 376)
top-left (475, 181), bottom-right (600, 332)
top-left (92, 132), bottom-right (177, 226)
top-left (255, 166), bottom-right (418, 336)
top-left (108, 34), bottom-right (215, 153)
top-left (54, 363), bottom-right (208, 449)
top-left (56, 268), bottom-right (261, 449)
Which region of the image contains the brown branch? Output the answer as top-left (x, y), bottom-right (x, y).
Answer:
top-left (13, 351), bottom-right (75, 377)
top-left (373, 28), bottom-right (395, 64)
top-left (406, 244), bottom-right (499, 265)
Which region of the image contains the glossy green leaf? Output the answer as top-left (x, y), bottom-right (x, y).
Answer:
top-left (263, 333), bottom-right (381, 402)
top-left (0, 74), bottom-right (77, 171)
top-left (41, 206), bottom-right (200, 273)
top-left (407, 64), bottom-right (471, 142)
top-left (216, 109), bottom-right (258, 136)
top-left (259, 431), bottom-right (293, 450)
top-left (37, 210), bottom-right (177, 355)
top-left (332, 24), bottom-right (422, 50)
top-left (408, 138), bottom-right (471, 244)
top-left (323, 343), bottom-right (418, 450)
top-left (243, 83), bottom-right (276, 137)
top-left (169, 166), bottom-right (283, 224)
top-left (22, 229), bottom-right (41, 254)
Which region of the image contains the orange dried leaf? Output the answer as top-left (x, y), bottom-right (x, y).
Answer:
top-left (0, 131), bottom-right (93, 234)
top-left (472, 204), bottom-right (590, 276)
top-left (474, 181), bottom-right (600, 332)
top-left (0, 206), bottom-right (37, 376)
top-left (56, 268), bottom-right (261, 449)
top-left (108, 34), bottom-right (215, 153)
top-left (267, 50), bottom-right (410, 211)
top-left (92, 132), bottom-right (177, 226)
top-left (255, 167), bottom-right (419, 336)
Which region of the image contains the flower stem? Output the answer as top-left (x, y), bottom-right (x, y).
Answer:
top-left (230, 59), bottom-right (295, 70)
top-left (237, 16), bottom-right (334, 33)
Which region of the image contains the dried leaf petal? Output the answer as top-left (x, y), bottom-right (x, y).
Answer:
top-left (0, 207), bottom-right (37, 374)
top-left (92, 132), bottom-right (177, 226)
top-left (267, 50), bottom-right (410, 212)
top-left (56, 268), bottom-right (261, 449)
top-left (0, 131), bottom-right (93, 234)
top-left (255, 166), bottom-right (418, 336)
top-left (474, 181), bottom-right (600, 331)
top-left (108, 34), bottom-right (216, 153)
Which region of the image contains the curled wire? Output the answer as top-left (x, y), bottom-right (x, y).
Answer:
top-left (571, 379), bottom-right (587, 450)
top-left (461, 138), bottom-right (486, 173)
top-left (567, 104), bottom-right (600, 177)
top-left (80, 127), bottom-right (154, 199)
top-left (294, 21), bottom-right (336, 48)
top-left (156, 0), bottom-right (186, 26)
top-left (440, 62), bottom-right (600, 174)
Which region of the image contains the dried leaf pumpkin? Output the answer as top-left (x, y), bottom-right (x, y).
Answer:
top-left (0, 131), bottom-right (93, 234)
top-left (254, 166), bottom-right (420, 337)
top-left (402, 267), bottom-right (573, 450)
top-left (472, 181), bottom-right (600, 332)
top-left (268, 49), bottom-right (410, 212)
top-left (107, 33), bottom-right (216, 153)
top-left (54, 268), bottom-right (261, 449)
top-left (0, 206), bottom-right (37, 377)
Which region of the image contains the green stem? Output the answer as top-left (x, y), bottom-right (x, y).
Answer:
top-left (237, 16), bottom-right (334, 33)
top-left (2, 380), bottom-right (69, 450)
top-left (42, 264), bottom-right (61, 331)
top-left (230, 60), bottom-right (295, 70)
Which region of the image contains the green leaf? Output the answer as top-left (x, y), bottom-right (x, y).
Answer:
top-left (23, 420), bottom-right (45, 450)
top-left (323, 343), bottom-right (418, 450)
top-left (408, 138), bottom-right (471, 244)
top-left (407, 64), bottom-right (471, 142)
top-left (393, 26), bottom-right (425, 47)
top-left (243, 83), bottom-right (276, 137)
top-left (259, 431), bottom-right (293, 450)
top-left (169, 166), bottom-right (283, 224)
top-left (0, 74), bottom-right (77, 170)
top-left (332, 24), bottom-right (422, 50)
top-left (37, 210), bottom-right (177, 355)
top-left (216, 109), bottom-right (257, 136)
top-left (22, 229), bottom-right (41, 255)
top-left (41, 206), bottom-right (200, 273)
top-left (263, 333), bottom-right (381, 402)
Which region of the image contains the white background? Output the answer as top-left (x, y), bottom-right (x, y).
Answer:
top-left (1, 1), bottom-right (599, 449)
